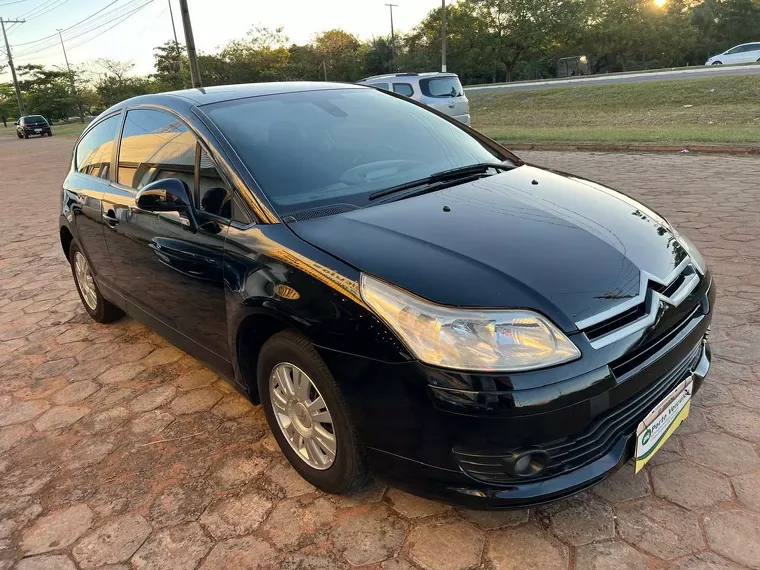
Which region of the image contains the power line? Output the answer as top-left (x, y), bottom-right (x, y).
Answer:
top-left (12, 0), bottom-right (131, 47)
top-left (0, 0), bottom-right (36, 6)
top-left (13, 0), bottom-right (153, 57)
top-left (15, 0), bottom-right (156, 61)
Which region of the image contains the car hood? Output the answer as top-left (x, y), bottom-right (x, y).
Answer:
top-left (288, 165), bottom-right (688, 332)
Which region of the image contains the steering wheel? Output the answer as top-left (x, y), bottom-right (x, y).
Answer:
top-left (340, 160), bottom-right (422, 186)
top-left (351, 144), bottom-right (396, 167)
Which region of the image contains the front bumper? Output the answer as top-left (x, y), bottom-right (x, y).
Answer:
top-left (318, 277), bottom-right (714, 509)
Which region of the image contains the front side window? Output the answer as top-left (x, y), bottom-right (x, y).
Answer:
top-left (420, 76), bottom-right (464, 98)
top-left (726, 45), bottom-right (744, 54)
top-left (117, 109), bottom-right (195, 191)
top-left (204, 88), bottom-right (501, 216)
top-left (76, 114), bottom-right (121, 179)
top-left (393, 83), bottom-right (414, 97)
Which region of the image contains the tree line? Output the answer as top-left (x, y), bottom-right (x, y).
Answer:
top-left (1, 0), bottom-right (758, 120)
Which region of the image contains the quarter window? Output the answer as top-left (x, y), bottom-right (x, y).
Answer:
top-left (393, 83), bottom-right (414, 97)
top-left (76, 114), bottom-right (121, 179)
top-left (197, 148), bottom-right (232, 219)
top-left (117, 109), bottom-right (195, 191)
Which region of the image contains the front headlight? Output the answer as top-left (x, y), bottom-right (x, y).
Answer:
top-left (670, 225), bottom-right (707, 275)
top-left (360, 274), bottom-right (581, 372)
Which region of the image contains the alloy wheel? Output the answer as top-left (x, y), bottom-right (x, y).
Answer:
top-left (73, 251), bottom-right (98, 310)
top-left (269, 362), bottom-right (337, 470)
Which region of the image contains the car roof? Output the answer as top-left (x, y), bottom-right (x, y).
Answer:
top-left (357, 72), bottom-right (458, 82)
top-left (118, 81), bottom-right (366, 108)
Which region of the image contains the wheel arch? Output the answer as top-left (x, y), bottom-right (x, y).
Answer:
top-left (60, 225), bottom-right (75, 261)
top-left (234, 311), bottom-right (312, 404)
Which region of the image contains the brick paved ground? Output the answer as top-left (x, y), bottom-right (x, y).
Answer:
top-left (1, 136), bottom-right (759, 570)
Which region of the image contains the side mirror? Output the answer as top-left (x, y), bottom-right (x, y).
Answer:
top-left (13, 121), bottom-right (18, 126)
top-left (136, 178), bottom-right (197, 229)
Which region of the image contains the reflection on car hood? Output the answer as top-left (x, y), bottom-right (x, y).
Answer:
top-left (288, 165), bottom-right (688, 332)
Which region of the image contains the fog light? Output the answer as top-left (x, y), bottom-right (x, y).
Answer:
top-left (503, 449), bottom-right (549, 478)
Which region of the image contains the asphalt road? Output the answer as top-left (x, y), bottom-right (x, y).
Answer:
top-left (466, 63), bottom-right (760, 92)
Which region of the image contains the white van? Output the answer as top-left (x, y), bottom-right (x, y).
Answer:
top-left (356, 72), bottom-right (471, 125)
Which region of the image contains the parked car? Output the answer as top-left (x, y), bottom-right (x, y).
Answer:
top-left (357, 72), bottom-right (471, 125)
top-left (15, 115), bottom-right (52, 138)
top-left (60, 82), bottom-right (713, 508)
top-left (705, 42), bottom-right (760, 65)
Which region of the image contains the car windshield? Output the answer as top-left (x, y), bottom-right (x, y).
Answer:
top-left (204, 88), bottom-right (500, 216)
top-left (420, 76), bottom-right (464, 98)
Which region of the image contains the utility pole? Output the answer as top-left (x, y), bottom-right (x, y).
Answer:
top-left (178, 0), bottom-right (201, 88)
top-left (321, 60), bottom-right (327, 81)
top-left (385, 3), bottom-right (397, 70)
top-left (167, 0), bottom-right (185, 82)
top-left (57, 30), bottom-right (85, 123)
top-left (441, 0), bottom-right (447, 72)
top-left (1, 17), bottom-right (25, 117)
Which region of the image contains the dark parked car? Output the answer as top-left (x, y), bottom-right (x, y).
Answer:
top-left (16, 115), bottom-right (52, 138)
top-left (59, 83), bottom-right (713, 508)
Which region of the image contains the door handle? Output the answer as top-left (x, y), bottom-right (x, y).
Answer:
top-left (102, 212), bottom-right (119, 226)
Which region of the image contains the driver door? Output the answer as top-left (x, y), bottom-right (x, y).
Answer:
top-left (101, 108), bottom-right (232, 367)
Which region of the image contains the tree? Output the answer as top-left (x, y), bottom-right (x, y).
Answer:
top-left (16, 64), bottom-right (76, 121)
top-left (312, 29), bottom-right (367, 81)
top-left (153, 41), bottom-right (189, 90)
top-left (93, 59), bottom-right (156, 108)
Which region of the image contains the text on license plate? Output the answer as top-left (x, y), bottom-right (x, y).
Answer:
top-left (634, 377), bottom-right (693, 473)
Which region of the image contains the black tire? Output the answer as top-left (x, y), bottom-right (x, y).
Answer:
top-left (23, 133), bottom-right (28, 139)
top-left (257, 330), bottom-right (368, 494)
top-left (68, 242), bottom-right (124, 323)
top-left (16, 133), bottom-right (22, 139)
top-left (712, 61), bottom-right (722, 65)
top-left (48, 131), bottom-right (53, 136)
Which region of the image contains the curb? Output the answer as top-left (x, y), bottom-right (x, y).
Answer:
top-left (499, 143), bottom-right (760, 155)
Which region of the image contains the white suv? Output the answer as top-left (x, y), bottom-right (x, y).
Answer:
top-left (357, 72), bottom-right (471, 125)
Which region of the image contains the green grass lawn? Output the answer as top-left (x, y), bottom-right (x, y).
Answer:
top-left (469, 75), bottom-right (760, 146)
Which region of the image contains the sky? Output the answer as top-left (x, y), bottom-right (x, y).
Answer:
top-left (0, 0), bottom-right (441, 82)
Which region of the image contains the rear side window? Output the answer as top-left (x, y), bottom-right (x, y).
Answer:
top-left (392, 83), bottom-right (414, 97)
top-left (118, 109), bottom-right (195, 191)
top-left (419, 76), bottom-right (464, 98)
top-left (76, 114), bottom-right (121, 179)
top-left (371, 82), bottom-right (390, 90)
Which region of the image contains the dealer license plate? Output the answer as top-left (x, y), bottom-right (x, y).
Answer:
top-left (634, 377), bottom-right (693, 473)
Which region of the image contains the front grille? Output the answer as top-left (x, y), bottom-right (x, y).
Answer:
top-left (579, 260), bottom-right (700, 349)
top-left (454, 342), bottom-right (703, 485)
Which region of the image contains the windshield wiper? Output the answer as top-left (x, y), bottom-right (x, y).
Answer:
top-left (368, 162), bottom-right (514, 201)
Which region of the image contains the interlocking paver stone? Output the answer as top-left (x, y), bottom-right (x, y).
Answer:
top-left (199, 490), bottom-right (273, 539)
top-left (704, 511), bottom-right (760, 569)
top-left (148, 480), bottom-right (212, 528)
top-left (485, 524), bottom-right (568, 570)
top-left (3, 144), bottom-right (760, 568)
top-left (593, 463), bottom-right (650, 502)
top-left (72, 514), bottom-right (152, 568)
top-left (540, 492), bottom-right (614, 546)
top-left (575, 540), bottom-right (649, 570)
top-left (331, 504), bottom-right (407, 566)
top-left (706, 404), bottom-right (760, 443)
top-left (262, 496), bottom-right (337, 550)
top-left (169, 388), bottom-right (223, 415)
top-left (458, 508), bottom-right (529, 529)
top-left (52, 381), bottom-right (99, 405)
top-left (651, 460), bottom-right (731, 509)
top-left (616, 498), bottom-right (704, 559)
top-left (681, 431), bottom-right (760, 475)
top-left (199, 535), bottom-right (279, 569)
top-left (33, 405), bottom-right (89, 431)
top-left (406, 519), bottom-right (484, 570)
top-left (20, 503), bottom-right (93, 555)
top-left (385, 489), bottom-right (450, 518)
top-left (15, 555), bottom-right (77, 570)
top-left (131, 522), bottom-right (212, 570)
